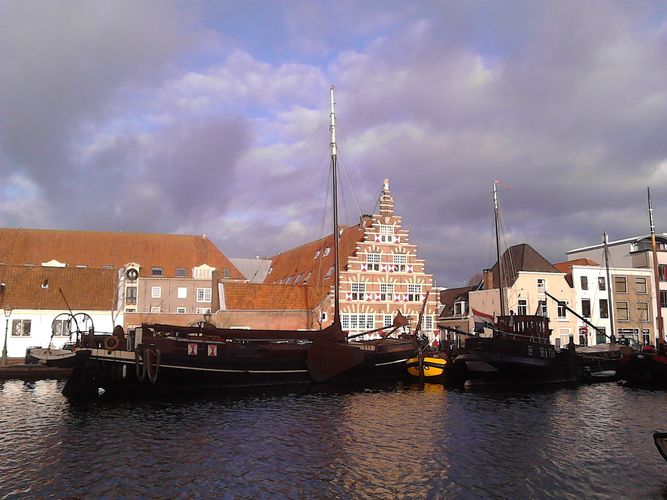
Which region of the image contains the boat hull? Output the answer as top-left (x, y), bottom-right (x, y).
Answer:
top-left (63, 339), bottom-right (415, 398)
top-left (448, 337), bottom-right (582, 389)
top-left (618, 352), bottom-right (667, 387)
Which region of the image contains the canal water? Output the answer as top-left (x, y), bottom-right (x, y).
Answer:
top-left (0, 380), bottom-right (665, 499)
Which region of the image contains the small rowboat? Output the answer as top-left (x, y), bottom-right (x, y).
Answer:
top-left (654, 431), bottom-right (667, 462)
top-left (406, 356), bottom-right (447, 379)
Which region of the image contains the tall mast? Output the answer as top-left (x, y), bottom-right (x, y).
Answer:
top-left (330, 85), bottom-right (341, 324)
top-left (648, 187), bottom-right (664, 345)
top-left (493, 181), bottom-right (506, 317)
top-left (603, 233), bottom-right (616, 342)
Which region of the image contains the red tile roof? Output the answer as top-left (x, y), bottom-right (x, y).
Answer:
top-left (266, 225), bottom-right (365, 286)
top-left (221, 282), bottom-right (330, 310)
top-left (0, 265), bottom-right (117, 310)
top-left (0, 228), bottom-right (243, 279)
top-left (553, 258), bottom-right (600, 274)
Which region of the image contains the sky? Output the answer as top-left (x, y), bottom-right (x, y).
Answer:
top-left (1, 1), bottom-right (667, 287)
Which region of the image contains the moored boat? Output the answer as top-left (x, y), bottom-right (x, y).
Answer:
top-left (62, 86), bottom-right (419, 398)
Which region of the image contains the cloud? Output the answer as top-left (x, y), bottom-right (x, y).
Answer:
top-left (1, 0), bottom-right (667, 288)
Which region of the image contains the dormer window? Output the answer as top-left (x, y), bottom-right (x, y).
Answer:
top-left (303, 271), bottom-right (312, 283)
top-left (454, 300), bottom-right (466, 316)
top-left (175, 267), bottom-right (187, 277)
top-left (151, 267), bottom-right (163, 276)
top-left (223, 268), bottom-right (230, 278)
top-left (324, 266), bottom-right (334, 279)
top-left (41, 279), bottom-right (49, 289)
top-left (193, 265), bottom-right (215, 279)
top-left (314, 250), bottom-right (321, 259)
top-left (323, 247), bottom-right (331, 257)
top-left (295, 273), bottom-right (303, 284)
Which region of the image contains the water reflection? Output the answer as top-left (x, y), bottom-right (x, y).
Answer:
top-left (0, 380), bottom-right (665, 498)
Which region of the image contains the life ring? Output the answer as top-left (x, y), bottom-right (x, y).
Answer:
top-left (104, 336), bottom-right (120, 351)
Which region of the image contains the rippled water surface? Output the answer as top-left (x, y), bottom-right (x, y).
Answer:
top-left (0, 380), bottom-right (665, 499)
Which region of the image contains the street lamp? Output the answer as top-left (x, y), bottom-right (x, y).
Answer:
top-left (2, 305), bottom-right (12, 366)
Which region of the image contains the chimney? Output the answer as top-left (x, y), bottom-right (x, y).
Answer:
top-left (483, 268), bottom-right (493, 289)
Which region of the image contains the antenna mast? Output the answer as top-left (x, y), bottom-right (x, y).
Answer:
top-left (602, 233), bottom-right (616, 343)
top-left (330, 85), bottom-right (341, 324)
top-left (648, 187), bottom-right (664, 345)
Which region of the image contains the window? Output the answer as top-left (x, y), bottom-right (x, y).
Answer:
top-left (580, 276), bottom-right (588, 290)
top-left (454, 300), bottom-right (466, 316)
top-left (196, 307), bottom-right (211, 314)
top-left (341, 313), bottom-right (375, 332)
top-left (379, 225), bottom-right (394, 242)
top-left (197, 288), bottom-right (212, 302)
top-left (659, 265), bottom-right (667, 282)
top-left (537, 278), bottom-right (546, 293)
top-left (635, 277), bottom-right (647, 294)
top-left (324, 266), bottom-right (334, 279)
top-left (323, 247), bottom-right (331, 257)
top-left (643, 329), bottom-right (651, 345)
top-left (151, 287), bottom-right (161, 299)
top-left (393, 254), bottom-right (407, 272)
top-left (314, 250), bottom-right (321, 259)
top-left (294, 274), bottom-right (303, 284)
top-left (350, 282), bottom-right (366, 301)
top-left (321, 312), bottom-right (328, 322)
top-left (176, 307), bottom-right (186, 314)
top-left (558, 301), bottom-right (567, 319)
top-left (614, 276), bottom-right (627, 293)
top-left (126, 286), bottom-right (137, 305)
top-left (598, 277), bottom-right (606, 291)
top-left (537, 300), bottom-right (548, 317)
top-left (11, 319), bottom-right (31, 337)
top-left (193, 266), bottom-right (213, 279)
top-left (366, 253), bottom-right (381, 271)
top-left (177, 287), bottom-right (187, 299)
top-left (581, 299), bottom-right (591, 318)
top-left (52, 319), bottom-right (70, 337)
top-left (637, 302), bottom-right (649, 322)
top-left (303, 272), bottom-right (312, 283)
top-left (407, 284), bottom-right (422, 301)
top-left (285, 276), bottom-right (292, 285)
top-left (599, 299), bottom-right (609, 318)
top-left (223, 268), bottom-right (230, 278)
top-left (383, 315), bottom-right (393, 328)
top-left (517, 299), bottom-right (527, 315)
top-left (616, 301), bottom-right (629, 321)
top-left (380, 283), bottom-right (394, 301)
top-left (423, 315), bottom-right (433, 332)
top-left (661, 290), bottom-right (667, 308)
top-left (150, 306), bottom-right (161, 313)
top-left (151, 267), bottom-right (163, 276)
top-left (596, 326), bottom-right (607, 345)
top-left (175, 267), bottom-right (187, 277)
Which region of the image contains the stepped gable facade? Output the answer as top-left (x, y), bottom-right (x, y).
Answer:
top-left (338, 179), bottom-right (438, 339)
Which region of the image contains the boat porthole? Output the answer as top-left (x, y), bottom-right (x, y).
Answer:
top-left (122, 364), bottom-right (127, 379)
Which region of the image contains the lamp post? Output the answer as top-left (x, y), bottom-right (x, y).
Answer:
top-left (2, 305), bottom-right (11, 366)
top-left (204, 311), bottom-right (212, 325)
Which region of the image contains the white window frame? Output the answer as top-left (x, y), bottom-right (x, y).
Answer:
top-left (197, 288), bottom-right (212, 303)
top-left (517, 299), bottom-right (527, 315)
top-left (635, 277), bottom-right (648, 294)
top-left (537, 278), bottom-right (546, 293)
top-left (52, 319), bottom-right (70, 337)
top-left (393, 254), bottom-right (407, 272)
top-left (366, 253), bottom-right (381, 271)
top-left (176, 307), bottom-right (186, 314)
top-left (351, 282), bottom-right (366, 301)
top-left (177, 287), bottom-right (187, 299)
top-left (11, 319), bottom-right (31, 337)
top-left (379, 224), bottom-right (394, 243)
top-left (380, 283), bottom-right (394, 301)
top-left (196, 307), bottom-right (211, 314)
top-left (407, 283), bottom-right (422, 301)
top-left (341, 313), bottom-right (375, 332)
top-left (150, 306), bottom-right (161, 313)
top-left (151, 286), bottom-right (161, 299)
top-left (557, 301), bottom-right (568, 320)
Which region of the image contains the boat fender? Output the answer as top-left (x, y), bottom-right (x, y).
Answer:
top-left (104, 336), bottom-right (120, 352)
top-left (135, 348), bottom-right (146, 382)
top-left (146, 347), bottom-right (160, 385)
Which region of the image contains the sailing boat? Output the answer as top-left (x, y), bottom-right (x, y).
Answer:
top-left (62, 86), bottom-right (418, 398)
top-left (617, 188), bottom-right (667, 387)
top-left (446, 183), bottom-right (582, 388)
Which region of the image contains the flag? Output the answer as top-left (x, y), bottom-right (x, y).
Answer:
top-left (472, 308), bottom-right (494, 333)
